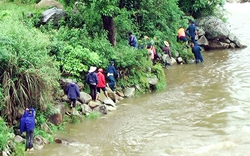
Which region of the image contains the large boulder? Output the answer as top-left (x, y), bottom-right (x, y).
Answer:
top-left (196, 16), bottom-right (230, 40)
top-left (79, 92), bottom-right (92, 104)
top-left (196, 16), bottom-right (247, 49)
top-left (49, 104), bottom-right (65, 125)
top-left (36, 0), bottom-right (64, 9)
top-left (41, 7), bottom-right (66, 24)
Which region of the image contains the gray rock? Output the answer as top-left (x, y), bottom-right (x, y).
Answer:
top-left (196, 16), bottom-right (230, 40)
top-left (148, 75), bottom-right (158, 85)
top-left (33, 135), bottom-right (49, 150)
top-left (81, 104), bottom-right (92, 116)
top-left (197, 35), bottom-right (209, 46)
top-left (93, 105), bottom-right (108, 114)
top-left (14, 135), bottom-right (25, 143)
top-left (103, 98), bottom-right (116, 107)
top-left (79, 92), bottom-right (92, 104)
top-left (42, 7), bottom-right (66, 24)
top-left (124, 87), bottom-right (135, 97)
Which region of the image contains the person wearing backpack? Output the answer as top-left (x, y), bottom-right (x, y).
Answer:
top-left (20, 108), bottom-right (36, 151)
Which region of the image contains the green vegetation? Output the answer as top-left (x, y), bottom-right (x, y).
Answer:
top-left (0, 0), bottom-right (225, 154)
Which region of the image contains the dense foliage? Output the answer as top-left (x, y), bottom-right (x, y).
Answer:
top-left (0, 5), bottom-right (60, 125)
top-left (178, 0), bottom-right (225, 18)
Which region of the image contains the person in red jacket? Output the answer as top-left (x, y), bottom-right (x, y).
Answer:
top-left (97, 68), bottom-right (109, 100)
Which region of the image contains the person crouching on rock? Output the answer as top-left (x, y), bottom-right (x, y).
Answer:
top-left (66, 79), bottom-right (80, 113)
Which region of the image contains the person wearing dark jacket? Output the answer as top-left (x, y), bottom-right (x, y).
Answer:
top-left (20, 108), bottom-right (36, 151)
top-left (106, 61), bottom-right (118, 92)
top-left (86, 66), bottom-right (98, 101)
top-left (186, 20), bottom-right (197, 43)
top-left (66, 80), bottom-right (80, 113)
top-left (191, 42), bottom-right (204, 64)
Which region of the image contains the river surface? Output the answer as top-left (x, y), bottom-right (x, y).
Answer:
top-left (33, 3), bottom-right (250, 156)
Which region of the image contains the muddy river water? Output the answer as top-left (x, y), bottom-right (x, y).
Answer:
top-left (33, 3), bottom-right (250, 156)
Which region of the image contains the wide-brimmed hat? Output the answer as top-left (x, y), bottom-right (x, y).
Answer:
top-left (89, 66), bottom-right (97, 73)
top-left (164, 41), bottom-right (169, 46)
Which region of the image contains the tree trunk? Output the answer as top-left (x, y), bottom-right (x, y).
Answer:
top-left (102, 15), bottom-right (116, 46)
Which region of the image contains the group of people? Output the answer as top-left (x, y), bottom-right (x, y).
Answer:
top-left (128, 22), bottom-right (203, 66)
top-left (86, 61), bottom-right (118, 102)
top-left (65, 61), bottom-right (118, 113)
top-left (128, 32), bottom-right (173, 67)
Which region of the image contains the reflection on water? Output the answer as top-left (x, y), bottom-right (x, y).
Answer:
top-left (33, 3), bottom-right (250, 156)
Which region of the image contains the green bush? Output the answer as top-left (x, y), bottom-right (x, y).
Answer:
top-left (0, 4), bottom-right (60, 124)
top-left (0, 118), bottom-right (11, 151)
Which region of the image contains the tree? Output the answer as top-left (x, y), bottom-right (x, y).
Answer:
top-left (178, 0), bottom-right (225, 18)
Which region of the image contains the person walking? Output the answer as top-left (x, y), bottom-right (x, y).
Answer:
top-left (97, 68), bottom-right (109, 99)
top-left (66, 79), bottom-right (80, 113)
top-left (86, 66), bottom-right (98, 101)
top-left (20, 108), bottom-right (36, 152)
top-left (106, 61), bottom-right (118, 92)
top-left (128, 32), bottom-right (138, 48)
top-left (191, 42), bottom-right (204, 64)
top-left (186, 20), bottom-right (197, 43)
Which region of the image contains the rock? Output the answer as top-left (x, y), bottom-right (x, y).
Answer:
top-left (88, 100), bottom-right (101, 108)
top-left (208, 40), bottom-right (230, 49)
top-left (81, 104), bottom-right (92, 115)
top-left (107, 88), bottom-right (118, 102)
top-left (14, 135), bottom-right (25, 143)
top-left (239, 0), bottom-right (249, 3)
top-left (103, 98), bottom-right (116, 107)
top-left (49, 104), bottom-right (65, 125)
top-left (196, 16), bottom-right (230, 40)
top-left (2, 151), bottom-right (8, 156)
top-left (72, 109), bottom-right (81, 116)
top-left (148, 75), bottom-right (158, 85)
top-left (105, 105), bottom-right (117, 111)
top-left (197, 27), bottom-right (205, 36)
top-left (49, 114), bottom-right (63, 125)
top-left (77, 82), bottom-right (84, 91)
top-left (226, 0), bottom-right (237, 2)
top-left (61, 95), bottom-right (70, 102)
top-left (79, 92), bottom-right (92, 104)
top-left (170, 57), bottom-right (177, 65)
top-left (197, 35), bottom-right (209, 46)
top-left (41, 7), bottom-right (66, 24)
top-left (92, 105), bottom-right (108, 114)
top-left (116, 90), bottom-right (124, 97)
top-left (228, 33), bottom-right (247, 48)
top-left (196, 16), bottom-right (247, 49)
top-left (36, 0), bottom-right (64, 9)
top-left (40, 123), bottom-right (52, 134)
top-left (124, 87), bottom-right (135, 97)
top-left (33, 135), bottom-right (49, 150)
top-left (229, 43), bottom-right (236, 48)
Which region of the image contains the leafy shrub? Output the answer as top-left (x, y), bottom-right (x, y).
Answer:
top-left (0, 4), bottom-right (60, 124)
top-left (0, 118), bottom-right (11, 151)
